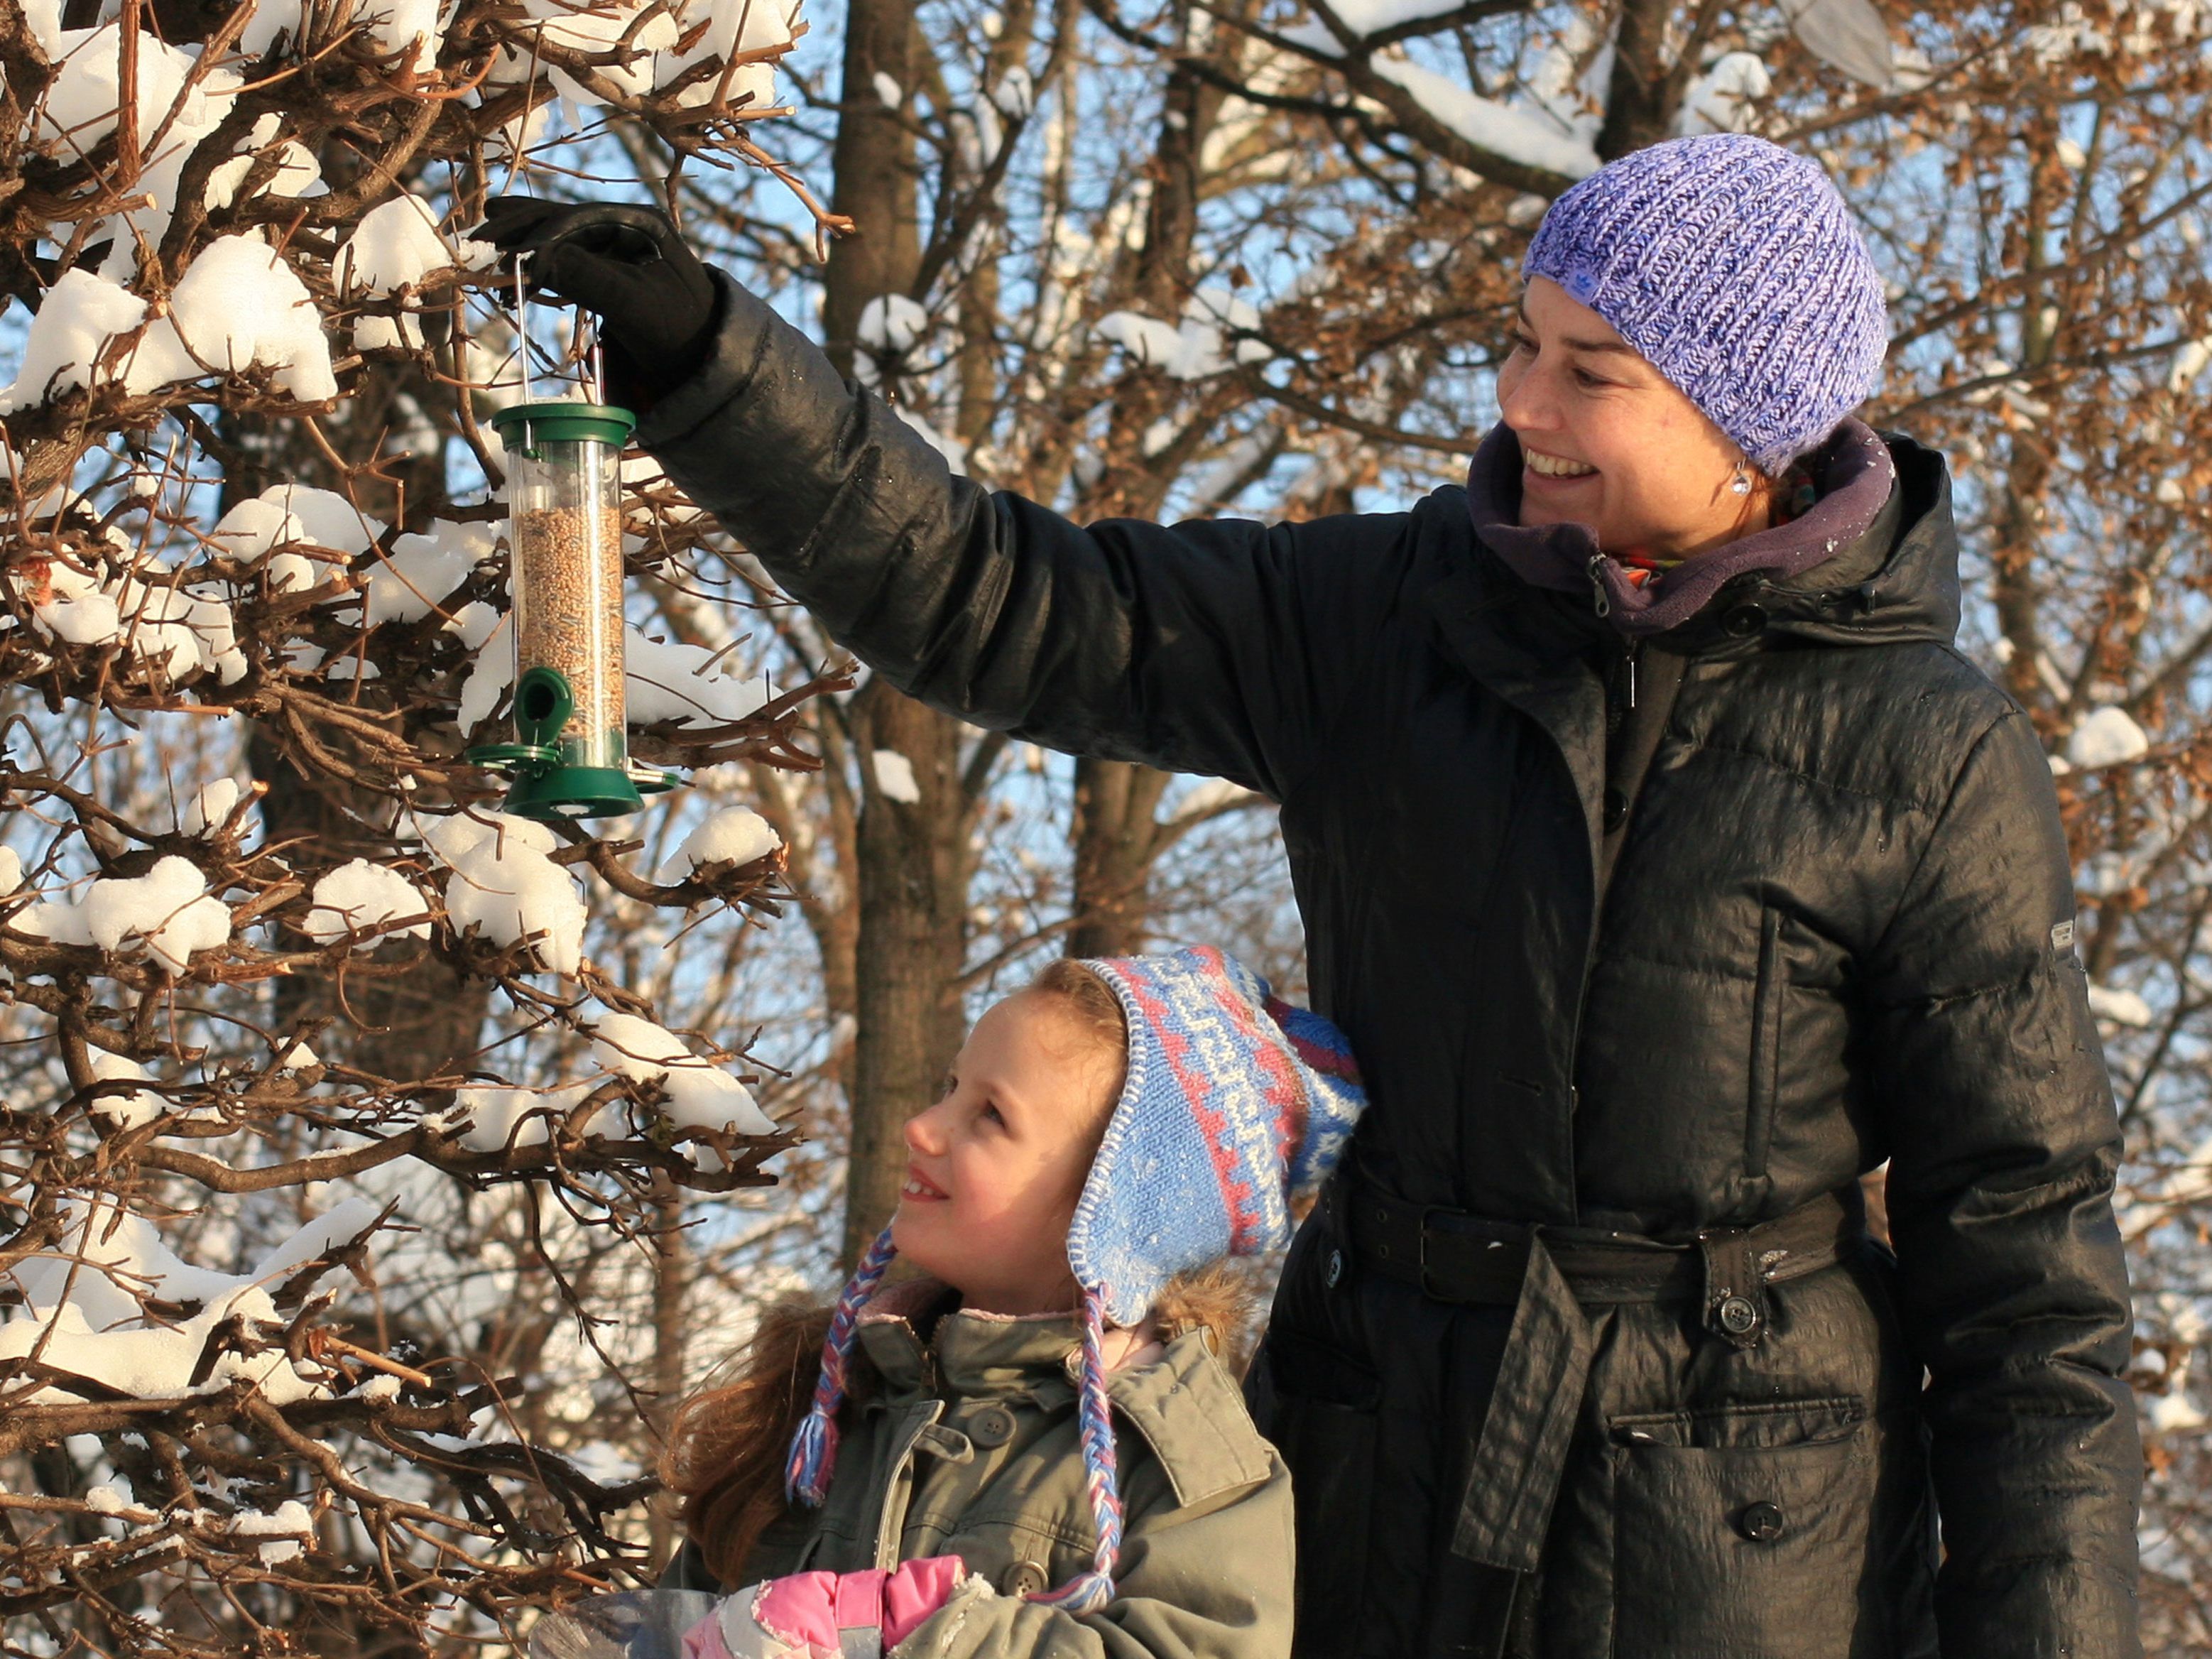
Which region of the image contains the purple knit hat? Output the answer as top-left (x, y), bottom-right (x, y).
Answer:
top-left (1523, 133), bottom-right (1889, 474)
top-left (785, 948), bottom-right (1366, 1617)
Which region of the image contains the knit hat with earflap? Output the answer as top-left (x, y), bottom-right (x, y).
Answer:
top-left (1522, 132), bottom-right (1889, 476)
top-left (785, 946), bottom-right (1366, 1615)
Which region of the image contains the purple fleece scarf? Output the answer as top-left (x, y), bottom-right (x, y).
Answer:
top-left (1464, 420), bottom-right (1897, 636)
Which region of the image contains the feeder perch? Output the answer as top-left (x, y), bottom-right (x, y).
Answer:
top-left (467, 401), bottom-right (677, 818)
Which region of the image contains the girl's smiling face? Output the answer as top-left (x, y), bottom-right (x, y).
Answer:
top-left (1496, 275), bottom-right (1772, 558)
top-left (893, 991), bottom-right (1121, 1315)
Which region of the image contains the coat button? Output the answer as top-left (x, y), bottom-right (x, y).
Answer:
top-left (968, 1404), bottom-right (1016, 1448)
top-left (1737, 1501), bottom-right (1786, 1543)
top-left (1325, 1249), bottom-right (1344, 1288)
top-left (999, 1559), bottom-right (1050, 1596)
top-left (1602, 787), bottom-right (1629, 831)
top-left (1722, 602), bottom-right (1767, 638)
top-left (1716, 1294), bottom-right (1761, 1337)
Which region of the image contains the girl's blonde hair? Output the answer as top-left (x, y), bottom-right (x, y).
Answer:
top-left (661, 960), bottom-right (1130, 1587)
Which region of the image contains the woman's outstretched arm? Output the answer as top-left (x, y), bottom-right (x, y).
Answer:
top-left (633, 271), bottom-right (1409, 800)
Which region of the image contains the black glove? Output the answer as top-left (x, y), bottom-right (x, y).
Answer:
top-left (472, 196), bottom-right (721, 406)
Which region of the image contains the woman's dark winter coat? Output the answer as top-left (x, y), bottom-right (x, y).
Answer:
top-left (632, 273), bottom-right (2142, 1658)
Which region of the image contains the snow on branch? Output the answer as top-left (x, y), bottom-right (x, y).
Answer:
top-left (0, 1), bottom-right (844, 1646)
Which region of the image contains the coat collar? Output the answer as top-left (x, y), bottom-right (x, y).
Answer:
top-left (1463, 419), bottom-right (1902, 637)
top-left (854, 1282), bottom-right (1157, 1399)
top-left (853, 1298), bottom-right (1273, 1511)
top-left (1440, 425), bottom-right (1961, 658)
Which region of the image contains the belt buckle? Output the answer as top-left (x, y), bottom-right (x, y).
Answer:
top-left (1416, 1204), bottom-right (1449, 1300)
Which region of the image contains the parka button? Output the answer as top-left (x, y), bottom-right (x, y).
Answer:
top-left (1722, 602), bottom-right (1767, 638)
top-left (1000, 1559), bottom-right (1051, 1596)
top-left (969, 1405), bottom-right (1016, 1448)
top-left (1601, 787), bottom-right (1629, 831)
top-left (1716, 1294), bottom-right (1760, 1337)
top-left (1325, 1249), bottom-right (1344, 1288)
top-left (1737, 1501), bottom-right (1785, 1543)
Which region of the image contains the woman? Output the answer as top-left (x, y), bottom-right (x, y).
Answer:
top-left (481, 134), bottom-right (2140, 1657)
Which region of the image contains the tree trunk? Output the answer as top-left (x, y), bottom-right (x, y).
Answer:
top-left (1064, 9), bottom-right (1238, 965)
top-left (1595, 0), bottom-right (1694, 162)
top-left (226, 353), bottom-right (494, 1084)
top-left (648, 1180), bottom-right (688, 1565)
top-left (1067, 758), bottom-right (1170, 958)
top-left (843, 685), bottom-right (969, 1265)
top-left (825, 0), bottom-right (970, 1269)
top-left (820, 0), bottom-right (923, 378)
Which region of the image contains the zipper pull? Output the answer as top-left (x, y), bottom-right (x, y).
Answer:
top-left (1588, 553), bottom-right (1611, 619)
top-left (1625, 642), bottom-right (1639, 709)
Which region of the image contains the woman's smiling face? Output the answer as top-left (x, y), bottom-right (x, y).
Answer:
top-left (1496, 276), bottom-right (1772, 558)
top-left (892, 991), bottom-right (1120, 1315)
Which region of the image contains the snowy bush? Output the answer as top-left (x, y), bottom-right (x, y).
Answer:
top-left (0, 1), bottom-right (834, 1650)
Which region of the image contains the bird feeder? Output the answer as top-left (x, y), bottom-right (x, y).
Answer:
top-left (466, 400), bottom-right (676, 817)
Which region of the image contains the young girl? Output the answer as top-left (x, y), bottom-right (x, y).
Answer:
top-left (664, 946), bottom-right (1363, 1659)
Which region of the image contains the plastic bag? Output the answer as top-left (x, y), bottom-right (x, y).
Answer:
top-left (528, 1590), bottom-right (721, 1659)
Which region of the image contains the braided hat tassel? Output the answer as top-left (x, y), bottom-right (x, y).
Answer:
top-left (785, 1223), bottom-right (899, 1506)
top-left (1029, 1283), bottom-right (1123, 1615)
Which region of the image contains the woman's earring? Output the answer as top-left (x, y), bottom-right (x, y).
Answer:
top-left (1730, 459), bottom-right (1754, 496)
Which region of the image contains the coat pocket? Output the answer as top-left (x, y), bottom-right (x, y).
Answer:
top-left (1610, 1397), bottom-right (1881, 1659)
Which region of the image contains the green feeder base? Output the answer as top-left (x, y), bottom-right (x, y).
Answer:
top-left (465, 665), bottom-right (653, 818)
top-left (496, 763), bottom-right (646, 820)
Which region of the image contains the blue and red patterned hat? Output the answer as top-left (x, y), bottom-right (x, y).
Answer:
top-left (1069, 946), bottom-right (1365, 1326)
top-left (787, 947), bottom-right (1365, 1617)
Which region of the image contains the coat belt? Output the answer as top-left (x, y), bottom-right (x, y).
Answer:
top-left (1339, 1172), bottom-right (1862, 1574)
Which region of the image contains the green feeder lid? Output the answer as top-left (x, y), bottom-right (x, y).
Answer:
top-left (491, 401), bottom-right (637, 449)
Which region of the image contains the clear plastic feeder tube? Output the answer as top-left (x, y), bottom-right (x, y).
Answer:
top-left (477, 402), bottom-right (644, 817)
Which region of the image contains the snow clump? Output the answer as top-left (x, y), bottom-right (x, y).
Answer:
top-left (427, 812), bottom-right (589, 976)
top-left (2086, 984), bottom-right (2154, 1028)
top-left (82, 856), bottom-right (233, 972)
top-left (1, 243), bottom-right (336, 410)
top-left (336, 196), bottom-right (491, 299)
top-left (439, 1081), bottom-right (608, 1152)
top-left (212, 484), bottom-right (384, 594)
top-left (1094, 290), bottom-right (1272, 381)
top-left (0, 269), bottom-right (149, 412)
top-left (88, 1052), bottom-right (167, 1132)
top-left (303, 860), bottom-right (431, 950)
top-left (656, 807), bottom-right (782, 881)
top-left (0, 1195), bottom-right (380, 1405)
top-left (21, 856), bottom-right (230, 972)
top-left (623, 633), bottom-right (778, 727)
top-left (231, 1501), bottom-right (315, 1565)
top-left (175, 778), bottom-right (245, 838)
top-left (590, 1012), bottom-right (777, 1137)
top-left (202, 114), bottom-right (325, 212)
top-left (241, 0), bottom-right (444, 72)
top-left (872, 749), bottom-right (922, 803)
top-left (356, 519), bottom-right (494, 626)
top-left (29, 24), bottom-right (252, 281)
top-left (2067, 707), bottom-right (2150, 769)
top-left (124, 236), bottom-right (338, 403)
top-left (1679, 52), bottom-right (1772, 134)
top-left (859, 294), bottom-right (930, 354)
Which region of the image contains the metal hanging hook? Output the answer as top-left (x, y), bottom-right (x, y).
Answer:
top-left (512, 252), bottom-right (533, 404)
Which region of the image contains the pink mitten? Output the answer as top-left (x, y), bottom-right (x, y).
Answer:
top-left (678, 1608), bottom-right (741, 1659)
top-left (694, 1558), bottom-right (974, 1659)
